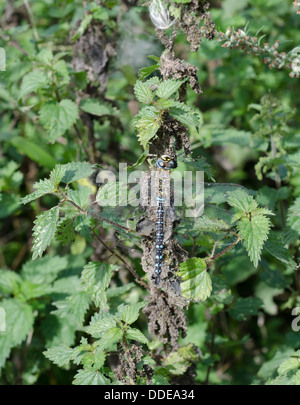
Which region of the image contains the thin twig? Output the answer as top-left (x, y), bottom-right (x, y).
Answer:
top-left (91, 228), bottom-right (149, 290)
top-left (204, 313), bottom-right (217, 385)
top-left (208, 236), bottom-right (240, 262)
top-left (62, 197), bottom-right (149, 289)
top-left (24, 0), bottom-right (40, 42)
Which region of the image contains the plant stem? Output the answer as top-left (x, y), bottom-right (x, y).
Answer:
top-left (204, 313), bottom-right (217, 385)
top-left (63, 197), bottom-right (149, 290)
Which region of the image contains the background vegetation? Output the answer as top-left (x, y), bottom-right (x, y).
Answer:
top-left (0, 0), bottom-right (299, 385)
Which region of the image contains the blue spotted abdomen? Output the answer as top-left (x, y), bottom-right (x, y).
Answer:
top-left (154, 199), bottom-right (164, 284)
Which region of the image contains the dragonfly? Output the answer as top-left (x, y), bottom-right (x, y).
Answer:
top-left (86, 154), bottom-right (248, 286)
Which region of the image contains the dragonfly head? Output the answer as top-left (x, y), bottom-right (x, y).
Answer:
top-left (156, 155), bottom-right (177, 170)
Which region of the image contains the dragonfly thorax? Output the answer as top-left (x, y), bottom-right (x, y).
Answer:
top-left (156, 155), bottom-right (177, 170)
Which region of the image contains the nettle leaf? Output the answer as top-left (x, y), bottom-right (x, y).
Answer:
top-left (229, 297), bottom-right (263, 321)
top-left (0, 298), bottom-right (34, 370)
top-left (163, 344), bottom-right (198, 376)
top-left (156, 79), bottom-right (185, 99)
top-left (79, 98), bottom-right (114, 116)
top-left (72, 369), bottom-right (111, 385)
top-left (21, 178), bottom-right (56, 204)
top-left (19, 280), bottom-right (53, 300)
top-left (133, 107), bottom-right (161, 149)
top-left (134, 80), bottom-right (154, 104)
top-left (116, 302), bottom-right (146, 325)
top-left (237, 215), bottom-right (271, 268)
top-left (177, 258), bottom-right (212, 301)
top-left (68, 186), bottom-right (92, 210)
top-left (81, 262), bottom-right (113, 309)
top-left (61, 161), bottom-right (94, 184)
top-left (168, 101), bottom-right (203, 127)
top-left (228, 190), bottom-right (273, 267)
top-left (32, 206), bottom-right (60, 260)
top-left (228, 188), bottom-right (258, 213)
top-left (0, 269), bottom-right (22, 295)
top-left (264, 231), bottom-right (297, 269)
top-left (52, 291), bottom-right (90, 327)
top-left (55, 218), bottom-right (76, 246)
top-left (53, 60), bottom-right (70, 85)
top-left (287, 196), bottom-right (300, 235)
top-left (97, 327), bottom-right (123, 351)
top-left (21, 255), bottom-right (68, 284)
top-left (73, 215), bottom-right (93, 243)
top-left (39, 99), bottom-right (79, 142)
top-left (86, 312), bottom-right (116, 338)
top-left (52, 276), bottom-right (82, 294)
top-left (49, 164), bottom-right (66, 186)
top-left (125, 327), bottom-right (149, 345)
top-left (210, 275), bottom-right (233, 305)
top-left (138, 64), bottom-right (159, 81)
top-left (19, 70), bottom-right (48, 98)
top-left (43, 345), bottom-right (74, 367)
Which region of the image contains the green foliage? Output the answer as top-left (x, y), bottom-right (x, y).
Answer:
top-left (228, 190), bottom-right (273, 267)
top-left (0, 0), bottom-right (299, 387)
top-left (177, 258), bottom-right (212, 301)
top-left (39, 100), bottom-right (79, 143)
top-left (132, 77), bottom-right (202, 150)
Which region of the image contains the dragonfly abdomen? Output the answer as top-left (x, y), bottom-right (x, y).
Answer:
top-left (154, 197), bottom-right (164, 285)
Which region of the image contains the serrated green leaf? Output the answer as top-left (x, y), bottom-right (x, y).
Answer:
top-left (0, 269), bottom-right (22, 295)
top-left (116, 302), bottom-right (146, 325)
top-left (53, 60), bottom-right (70, 84)
top-left (61, 161), bottom-right (94, 183)
top-left (134, 80), bottom-right (154, 104)
top-left (43, 345), bottom-right (74, 367)
top-left (19, 280), bottom-right (53, 300)
top-left (237, 215), bottom-right (271, 267)
top-left (86, 312), bottom-right (116, 338)
top-left (68, 186), bottom-right (92, 210)
top-left (21, 255), bottom-right (68, 284)
top-left (135, 116), bottom-right (160, 149)
top-left (278, 356), bottom-right (300, 375)
top-left (21, 178), bottom-right (55, 204)
top-left (258, 347), bottom-right (295, 380)
top-left (72, 369), bottom-right (110, 385)
top-left (0, 298), bottom-right (34, 370)
top-left (125, 327), bottom-right (149, 344)
top-left (97, 327), bottom-right (123, 351)
top-left (73, 215), bottom-right (93, 243)
top-left (228, 189), bottom-right (258, 213)
top-left (81, 262), bottom-right (112, 309)
top-left (264, 231), bottom-right (297, 269)
top-left (39, 99), bottom-right (79, 142)
top-left (52, 276), bottom-right (82, 294)
top-left (32, 206), bottom-right (60, 260)
top-left (52, 291), bottom-right (90, 327)
top-left (229, 297), bottom-right (263, 320)
top-left (156, 79), bottom-right (185, 99)
top-left (287, 196), bottom-right (300, 236)
top-left (55, 218), bottom-right (76, 246)
top-left (138, 64), bottom-right (159, 81)
top-left (19, 70), bottom-right (48, 98)
top-left (168, 102), bottom-right (203, 127)
top-left (49, 164), bottom-right (66, 186)
top-left (79, 98), bottom-right (114, 116)
top-left (177, 258), bottom-right (212, 301)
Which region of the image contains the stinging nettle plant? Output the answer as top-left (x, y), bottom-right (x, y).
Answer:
top-left (0, 0), bottom-right (299, 386)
